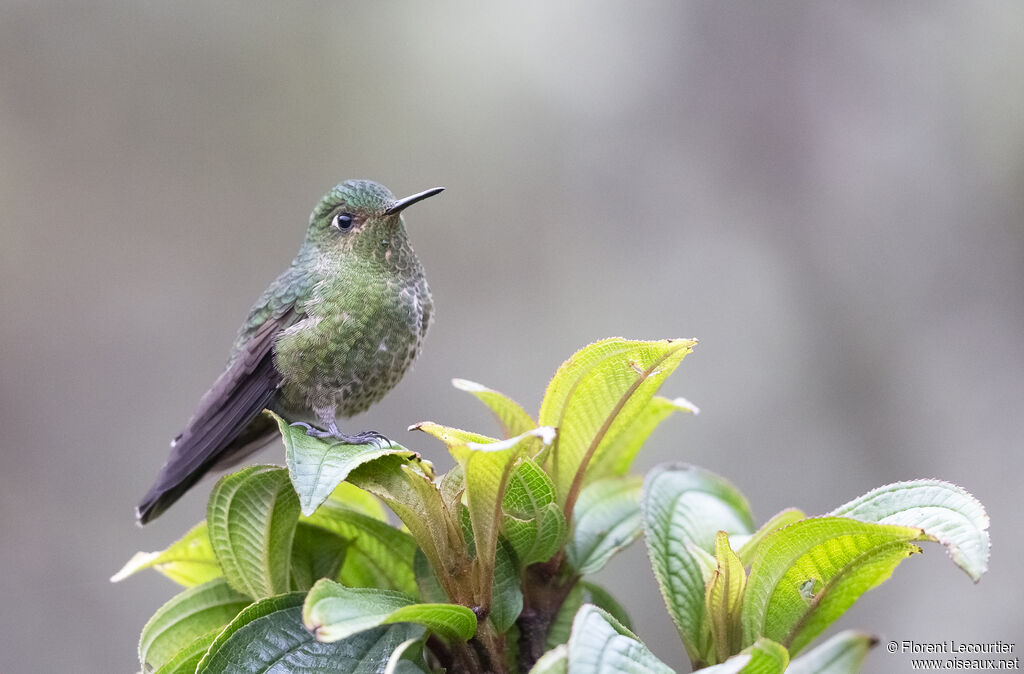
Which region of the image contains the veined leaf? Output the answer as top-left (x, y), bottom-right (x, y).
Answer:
top-left (502, 458), bottom-right (566, 566)
top-left (152, 632), bottom-right (218, 674)
top-left (737, 509), bottom-right (806, 567)
top-left (787, 630), bottom-right (877, 674)
top-left (537, 337), bottom-right (697, 511)
top-left (207, 465), bottom-right (299, 599)
top-left (274, 412), bottom-right (417, 517)
top-left (325, 480), bottom-right (388, 522)
top-left (599, 395), bottom-right (700, 480)
top-left (447, 427), bottom-right (556, 612)
top-left (547, 582), bottom-right (633, 649)
top-left (112, 520), bottom-right (220, 587)
top-left (452, 378), bottom-right (537, 438)
top-left (303, 579), bottom-right (476, 643)
top-left (741, 517), bottom-right (922, 655)
top-left (566, 476), bottom-right (643, 575)
top-left (490, 537), bottom-right (524, 632)
top-left (529, 644), bottom-right (568, 674)
top-left (197, 591), bottom-right (423, 673)
top-left (288, 522), bottom-right (347, 592)
top-left (347, 455), bottom-right (467, 603)
top-left (642, 463), bottom-right (754, 664)
top-left (706, 531), bottom-right (746, 664)
top-left (566, 604), bottom-right (674, 674)
top-left (139, 578), bottom-right (249, 671)
top-left (830, 479), bottom-right (990, 582)
top-left (700, 638), bottom-right (790, 674)
top-left (409, 421), bottom-right (497, 448)
top-left (303, 500), bottom-right (418, 595)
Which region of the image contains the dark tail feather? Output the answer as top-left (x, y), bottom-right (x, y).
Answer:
top-left (136, 350), bottom-right (281, 525)
top-left (136, 412), bottom-right (278, 524)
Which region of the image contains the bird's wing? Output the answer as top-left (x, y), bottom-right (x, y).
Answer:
top-left (136, 304), bottom-right (300, 524)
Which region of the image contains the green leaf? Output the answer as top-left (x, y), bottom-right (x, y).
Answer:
top-left (452, 377), bottom-right (537, 438)
top-left (139, 578), bottom-right (249, 670)
top-left (830, 479), bottom-right (990, 582)
top-left (737, 509), bottom-right (806, 567)
top-left (549, 582), bottom-right (634, 649)
top-left (274, 411), bottom-right (418, 517)
top-left (197, 591), bottom-right (424, 673)
top-left (325, 480), bottom-right (389, 521)
top-left (537, 337), bottom-right (697, 510)
top-left (490, 536), bottom-right (524, 632)
top-left (347, 455), bottom-right (467, 602)
top-left (303, 579), bottom-right (476, 643)
top-left (207, 465), bottom-right (300, 599)
top-left (529, 644), bottom-right (568, 674)
top-left (701, 638), bottom-right (790, 674)
top-left (566, 476), bottom-right (643, 575)
top-left (706, 531), bottom-right (746, 664)
top-left (289, 522), bottom-right (348, 592)
top-left (741, 517), bottom-right (923, 655)
top-left (384, 636), bottom-right (432, 674)
top-left (409, 421), bottom-right (498, 447)
top-left (414, 548), bottom-right (448, 604)
top-left (566, 604), bottom-right (674, 673)
top-left (447, 427), bottom-right (556, 612)
top-left (787, 630), bottom-right (877, 674)
top-left (152, 632), bottom-right (217, 674)
top-left (598, 395), bottom-right (700, 479)
top-left (642, 463), bottom-right (754, 664)
top-left (502, 458), bottom-right (566, 566)
top-left (303, 500), bottom-right (418, 595)
top-left (112, 520), bottom-right (220, 587)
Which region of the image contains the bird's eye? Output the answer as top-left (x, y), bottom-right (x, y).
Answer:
top-left (332, 212), bottom-right (355, 230)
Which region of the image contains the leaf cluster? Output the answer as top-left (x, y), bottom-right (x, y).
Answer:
top-left (116, 338), bottom-right (990, 673)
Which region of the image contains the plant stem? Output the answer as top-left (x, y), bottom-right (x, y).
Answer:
top-left (516, 553), bottom-right (577, 672)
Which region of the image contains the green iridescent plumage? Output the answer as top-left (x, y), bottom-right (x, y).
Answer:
top-left (137, 180), bottom-right (442, 524)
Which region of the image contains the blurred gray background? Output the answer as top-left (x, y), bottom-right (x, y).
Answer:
top-left (2, 2), bottom-right (1022, 672)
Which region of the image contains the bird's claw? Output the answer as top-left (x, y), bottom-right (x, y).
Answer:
top-left (288, 422), bottom-right (391, 447)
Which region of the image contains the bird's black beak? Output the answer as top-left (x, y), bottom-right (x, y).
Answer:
top-left (385, 187), bottom-right (445, 216)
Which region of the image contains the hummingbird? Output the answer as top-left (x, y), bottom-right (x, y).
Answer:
top-left (136, 180), bottom-right (443, 524)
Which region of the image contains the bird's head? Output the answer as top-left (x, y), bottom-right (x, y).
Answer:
top-left (305, 180), bottom-right (444, 256)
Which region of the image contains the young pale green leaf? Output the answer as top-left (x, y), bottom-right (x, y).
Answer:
top-left (409, 421), bottom-right (498, 448)
top-left (325, 480), bottom-right (389, 521)
top-left (273, 411), bottom-right (417, 517)
top-left (537, 337), bottom-right (697, 510)
top-left (503, 503), bottom-right (567, 568)
top-left (737, 509), bottom-right (807, 567)
top-left (597, 395), bottom-right (700, 480)
top-left (303, 500), bottom-right (418, 595)
top-left (548, 582), bottom-right (634, 649)
top-left (490, 536), bottom-right (524, 632)
top-left (566, 604), bottom-right (674, 674)
top-left (207, 465), bottom-right (300, 599)
top-left (197, 591), bottom-right (424, 673)
top-left (289, 522), bottom-right (348, 592)
top-left (452, 377), bottom-right (537, 438)
top-left (642, 463), bottom-right (755, 665)
top-left (347, 455), bottom-right (466, 602)
top-left (112, 520), bottom-right (220, 587)
top-left (529, 644), bottom-right (568, 674)
top-left (706, 531), bottom-right (747, 664)
top-left (787, 630), bottom-right (878, 674)
top-left (303, 579), bottom-right (476, 643)
top-left (700, 638), bottom-right (790, 674)
top-left (139, 577), bottom-right (250, 671)
top-left (448, 427), bottom-right (556, 612)
top-left (742, 517), bottom-right (923, 655)
top-left (502, 458), bottom-right (567, 566)
top-left (830, 479), bottom-right (990, 582)
top-left (566, 476), bottom-right (643, 575)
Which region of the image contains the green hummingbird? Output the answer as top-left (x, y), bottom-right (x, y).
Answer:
top-left (137, 180), bottom-right (443, 524)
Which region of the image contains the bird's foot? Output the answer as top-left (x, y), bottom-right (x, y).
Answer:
top-left (289, 422), bottom-right (391, 447)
